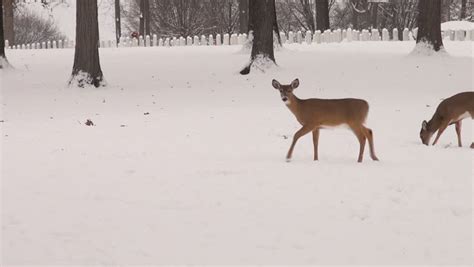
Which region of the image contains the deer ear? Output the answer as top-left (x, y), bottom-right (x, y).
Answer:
top-left (291, 78), bottom-right (300, 89)
top-left (422, 120), bottom-right (428, 130)
top-left (272, 79), bottom-right (281, 89)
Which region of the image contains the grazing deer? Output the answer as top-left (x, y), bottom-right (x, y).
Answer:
top-left (420, 91), bottom-right (474, 148)
top-left (272, 78), bottom-right (379, 163)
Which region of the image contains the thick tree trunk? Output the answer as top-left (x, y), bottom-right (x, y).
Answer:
top-left (4, 0), bottom-right (14, 45)
top-left (416, 0), bottom-right (443, 52)
top-left (0, 0), bottom-right (8, 68)
top-left (460, 0), bottom-right (467, 20)
top-left (238, 0), bottom-right (249, 34)
top-left (315, 0), bottom-right (330, 32)
top-left (240, 0), bottom-right (276, 75)
top-left (70, 0), bottom-right (104, 87)
top-left (115, 0), bottom-right (121, 46)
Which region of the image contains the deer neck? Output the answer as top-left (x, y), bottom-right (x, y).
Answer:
top-left (285, 94), bottom-right (303, 120)
top-left (427, 114), bottom-right (442, 133)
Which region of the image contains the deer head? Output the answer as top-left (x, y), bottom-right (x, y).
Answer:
top-left (420, 120), bottom-right (433, 145)
top-left (272, 78), bottom-right (300, 104)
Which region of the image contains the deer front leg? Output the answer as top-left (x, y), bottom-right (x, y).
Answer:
top-left (286, 125), bottom-right (313, 161)
top-left (432, 121), bottom-right (449, 146)
top-left (455, 120), bottom-right (462, 147)
top-left (312, 128), bottom-right (320, 161)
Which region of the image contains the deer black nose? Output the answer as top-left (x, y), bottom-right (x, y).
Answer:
top-left (282, 97), bottom-right (288, 101)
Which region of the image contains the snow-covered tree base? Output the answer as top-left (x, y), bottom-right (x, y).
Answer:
top-left (240, 54), bottom-right (277, 75)
top-left (410, 41), bottom-right (447, 56)
top-left (251, 54), bottom-right (278, 72)
top-left (68, 71), bottom-right (106, 88)
top-left (0, 56), bottom-right (11, 69)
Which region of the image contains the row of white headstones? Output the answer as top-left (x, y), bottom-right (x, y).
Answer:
top-left (5, 27), bottom-right (473, 50)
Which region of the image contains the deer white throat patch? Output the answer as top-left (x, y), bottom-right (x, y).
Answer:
top-left (456, 111), bottom-right (471, 121)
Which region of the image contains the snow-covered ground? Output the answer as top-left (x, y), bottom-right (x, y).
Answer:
top-left (1, 42), bottom-right (473, 265)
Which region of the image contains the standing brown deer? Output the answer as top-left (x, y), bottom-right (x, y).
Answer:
top-left (272, 78), bottom-right (379, 162)
top-left (420, 91), bottom-right (474, 147)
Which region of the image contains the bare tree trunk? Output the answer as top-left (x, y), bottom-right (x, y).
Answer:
top-left (352, 7), bottom-right (359, 30)
top-left (380, 9), bottom-right (387, 29)
top-left (139, 0), bottom-right (145, 36)
top-left (416, 0), bottom-right (443, 51)
top-left (70, 0), bottom-right (104, 87)
top-left (0, 1), bottom-right (4, 56)
top-left (441, 0), bottom-right (452, 21)
top-left (115, 0), bottom-right (121, 46)
top-left (228, 1), bottom-right (233, 35)
top-left (273, 0), bottom-right (281, 45)
top-left (0, 1), bottom-right (9, 68)
top-left (460, 0), bottom-right (467, 20)
top-left (4, 0), bottom-right (14, 45)
top-left (238, 0), bottom-right (248, 34)
top-left (447, 9), bottom-right (451, 21)
top-left (370, 3), bottom-right (378, 28)
top-left (144, 0), bottom-right (150, 36)
top-left (248, 0), bottom-right (255, 33)
top-left (301, 0), bottom-right (315, 32)
top-left (315, 0), bottom-right (330, 31)
top-left (240, 0), bottom-right (277, 75)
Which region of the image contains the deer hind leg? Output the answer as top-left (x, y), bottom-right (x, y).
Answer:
top-left (455, 120), bottom-right (462, 147)
top-left (312, 128), bottom-right (320, 161)
top-left (471, 117), bottom-right (474, 148)
top-left (286, 125), bottom-right (313, 161)
top-left (351, 125), bottom-right (367, 163)
top-left (362, 126), bottom-right (379, 161)
top-left (432, 120), bottom-right (450, 146)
